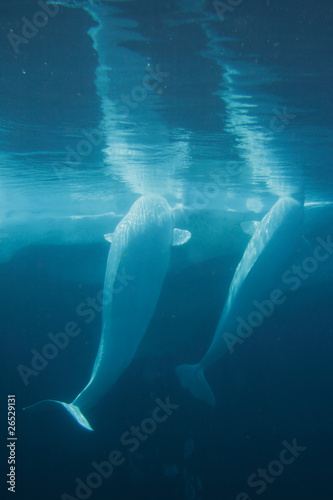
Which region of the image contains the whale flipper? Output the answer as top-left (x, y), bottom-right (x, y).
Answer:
top-left (176, 364), bottom-right (216, 407)
top-left (172, 228), bottom-right (191, 246)
top-left (241, 220), bottom-right (259, 236)
top-left (104, 233), bottom-right (114, 243)
top-left (23, 400), bottom-right (93, 431)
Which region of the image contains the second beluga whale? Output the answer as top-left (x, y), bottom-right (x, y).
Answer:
top-left (24, 195), bottom-right (191, 430)
top-left (176, 197), bottom-right (303, 406)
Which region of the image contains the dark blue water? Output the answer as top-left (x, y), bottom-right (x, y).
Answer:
top-left (1, 1), bottom-right (333, 499)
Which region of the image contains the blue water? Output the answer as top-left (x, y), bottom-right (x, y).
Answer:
top-left (1, 0), bottom-right (333, 499)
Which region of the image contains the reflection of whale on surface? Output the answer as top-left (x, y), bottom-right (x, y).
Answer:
top-left (23, 196), bottom-right (191, 430)
top-left (176, 197), bottom-right (303, 406)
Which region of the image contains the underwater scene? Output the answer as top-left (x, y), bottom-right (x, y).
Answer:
top-left (1, 0), bottom-right (333, 498)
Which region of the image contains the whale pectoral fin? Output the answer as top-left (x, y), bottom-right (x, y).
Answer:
top-left (172, 228), bottom-right (191, 246)
top-left (176, 364), bottom-right (216, 407)
top-left (241, 221), bottom-right (260, 236)
top-left (23, 399), bottom-right (94, 431)
top-left (104, 233), bottom-right (114, 243)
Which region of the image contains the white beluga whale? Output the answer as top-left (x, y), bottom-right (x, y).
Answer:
top-left (176, 197), bottom-right (303, 406)
top-left (24, 195), bottom-right (191, 430)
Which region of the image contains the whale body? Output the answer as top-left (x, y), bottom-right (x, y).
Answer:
top-left (176, 197), bottom-right (303, 406)
top-left (24, 195), bottom-right (191, 430)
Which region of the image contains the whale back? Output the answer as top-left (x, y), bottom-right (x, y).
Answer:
top-left (223, 197), bottom-right (303, 320)
top-left (74, 196), bottom-right (175, 410)
top-left (201, 197), bottom-right (303, 369)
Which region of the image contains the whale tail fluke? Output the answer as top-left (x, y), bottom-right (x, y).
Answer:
top-left (23, 399), bottom-right (93, 431)
top-left (176, 364), bottom-right (216, 407)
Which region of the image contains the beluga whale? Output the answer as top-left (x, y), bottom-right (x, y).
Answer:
top-left (24, 195), bottom-right (191, 430)
top-left (176, 197), bottom-right (303, 406)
